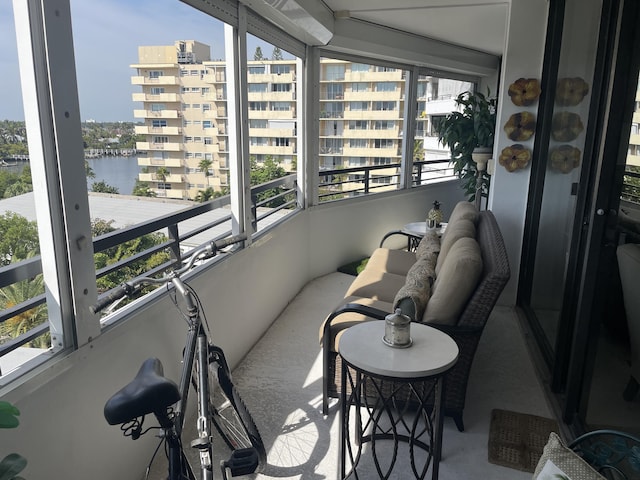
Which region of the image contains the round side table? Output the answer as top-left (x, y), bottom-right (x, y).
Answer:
top-left (338, 321), bottom-right (458, 480)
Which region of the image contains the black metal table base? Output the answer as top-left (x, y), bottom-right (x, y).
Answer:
top-left (339, 365), bottom-right (446, 480)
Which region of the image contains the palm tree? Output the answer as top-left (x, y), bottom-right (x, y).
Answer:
top-left (413, 139), bottom-right (424, 161)
top-left (155, 167), bottom-right (169, 196)
top-left (195, 187), bottom-right (215, 202)
top-left (0, 274), bottom-right (50, 348)
top-left (198, 159), bottom-right (213, 178)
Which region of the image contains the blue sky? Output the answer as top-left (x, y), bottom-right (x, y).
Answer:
top-left (1, 0), bottom-right (284, 122)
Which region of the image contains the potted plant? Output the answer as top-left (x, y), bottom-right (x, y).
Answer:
top-left (434, 90), bottom-right (497, 201)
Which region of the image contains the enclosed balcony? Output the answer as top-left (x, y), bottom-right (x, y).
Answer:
top-left (2, 0), bottom-right (640, 479)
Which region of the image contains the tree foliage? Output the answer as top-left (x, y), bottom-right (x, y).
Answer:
top-left (272, 47), bottom-right (283, 60)
top-left (132, 180), bottom-right (156, 197)
top-left (91, 180), bottom-right (119, 194)
top-left (0, 213), bottom-right (39, 267)
top-left (253, 46), bottom-right (263, 60)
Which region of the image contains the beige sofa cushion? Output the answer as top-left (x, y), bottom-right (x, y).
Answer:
top-left (319, 296), bottom-right (394, 351)
top-left (441, 201), bottom-right (479, 243)
top-left (393, 254), bottom-right (436, 321)
top-left (423, 237), bottom-right (483, 325)
top-left (366, 248), bottom-right (417, 276)
top-left (344, 269), bottom-right (406, 304)
top-left (435, 218), bottom-right (476, 275)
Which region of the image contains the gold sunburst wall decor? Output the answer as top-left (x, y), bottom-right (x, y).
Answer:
top-left (508, 78), bottom-right (542, 106)
top-left (499, 144), bottom-right (532, 172)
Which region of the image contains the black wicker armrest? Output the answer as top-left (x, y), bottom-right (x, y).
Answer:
top-left (379, 230), bottom-right (421, 248)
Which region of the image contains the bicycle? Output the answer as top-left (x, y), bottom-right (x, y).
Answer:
top-left (93, 234), bottom-right (266, 479)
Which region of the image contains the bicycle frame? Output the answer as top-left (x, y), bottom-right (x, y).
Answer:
top-left (168, 275), bottom-right (213, 480)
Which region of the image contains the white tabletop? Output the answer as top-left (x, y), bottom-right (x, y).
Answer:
top-left (339, 322), bottom-right (459, 378)
top-left (403, 222), bottom-right (447, 237)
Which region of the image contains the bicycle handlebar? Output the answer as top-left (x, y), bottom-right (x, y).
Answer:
top-left (90, 233), bottom-right (247, 314)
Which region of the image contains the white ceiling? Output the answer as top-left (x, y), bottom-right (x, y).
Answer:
top-left (322, 0), bottom-right (509, 56)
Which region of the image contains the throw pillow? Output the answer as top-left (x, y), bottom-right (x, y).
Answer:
top-left (415, 230), bottom-right (441, 260)
top-left (435, 218), bottom-right (476, 275)
top-left (422, 237), bottom-right (482, 325)
top-left (532, 432), bottom-right (605, 480)
top-left (393, 255), bottom-right (436, 321)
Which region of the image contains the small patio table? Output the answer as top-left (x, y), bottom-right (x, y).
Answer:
top-left (338, 321), bottom-right (458, 480)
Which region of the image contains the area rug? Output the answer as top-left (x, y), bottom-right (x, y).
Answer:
top-left (488, 409), bottom-right (559, 473)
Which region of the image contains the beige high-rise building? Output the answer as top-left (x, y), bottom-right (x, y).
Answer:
top-left (131, 40), bottom-right (469, 200)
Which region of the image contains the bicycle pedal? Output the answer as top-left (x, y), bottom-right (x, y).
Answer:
top-left (221, 448), bottom-right (259, 477)
top-left (190, 437), bottom-right (210, 450)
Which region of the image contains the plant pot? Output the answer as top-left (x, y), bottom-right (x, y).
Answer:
top-left (472, 148), bottom-right (493, 172)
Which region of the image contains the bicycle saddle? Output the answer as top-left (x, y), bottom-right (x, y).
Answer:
top-left (104, 357), bottom-right (180, 425)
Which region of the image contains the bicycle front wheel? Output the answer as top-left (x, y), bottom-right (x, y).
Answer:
top-left (209, 346), bottom-right (266, 471)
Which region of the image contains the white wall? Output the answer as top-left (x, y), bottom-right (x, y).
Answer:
top-left (488, 0), bottom-right (550, 304)
top-left (1, 182), bottom-right (463, 479)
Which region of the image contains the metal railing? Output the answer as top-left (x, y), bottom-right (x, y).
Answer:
top-left (622, 167), bottom-right (640, 204)
top-left (318, 158), bottom-right (454, 202)
top-left (0, 176), bottom-right (298, 359)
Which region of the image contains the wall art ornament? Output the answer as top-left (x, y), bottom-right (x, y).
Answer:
top-left (508, 78), bottom-right (542, 106)
top-left (551, 112), bottom-right (584, 142)
top-left (499, 144), bottom-right (532, 172)
top-left (556, 77), bottom-right (589, 106)
top-left (550, 145), bottom-right (581, 173)
top-left (504, 112), bottom-right (536, 141)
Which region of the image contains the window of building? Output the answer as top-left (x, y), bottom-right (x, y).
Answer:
top-left (351, 63), bottom-right (369, 72)
top-left (249, 119), bottom-right (268, 128)
top-left (349, 120), bottom-right (368, 130)
top-left (191, 87), bottom-right (200, 93)
top-left (373, 120), bottom-right (395, 130)
top-left (203, 120), bottom-right (212, 128)
top-left (326, 83), bottom-right (343, 100)
top-left (249, 102), bottom-right (267, 111)
top-left (148, 70), bottom-right (163, 78)
top-left (271, 102), bottom-right (290, 111)
top-left (271, 83), bottom-right (291, 92)
top-left (153, 136), bottom-right (169, 143)
top-left (190, 70), bottom-right (199, 76)
top-left (374, 139), bottom-right (394, 148)
top-left (151, 103), bottom-right (166, 111)
top-left (249, 83), bottom-right (267, 92)
top-left (201, 87), bottom-right (210, 95)
top-left (202, 104), bottom-right (211, 111)
top-left (373, 101), bottom-right (396, 111)
top-left (349, 157), bottom-right (367, 166)
top-left (350, 101), bottom-right (368, 111)
top-left (192, 103), bottom-right (201, 109)
top-left (150, 87), bottom-right (165, 95)
top-left (372, 157), bottom-right (394, 165)
top-left (194, 137), bottom-right (202, 143)
top-left (352, 82), bottom-right (368, 92)
top-left (152, 119), bottom-right (167, 128)
top-left (248, 66), bottom-right (265, 74)
top-left (375, 82), bottom-right (396, 92)
top-left (275, 138), bottom-right (290, 147)
top-left (204, 137), bottom-right (213, 145)
top-left (349, 139), bottom-right (367, 148)
top-left (271, 64), bottom-right (290, 74)
top-left (323, 64), bottom-right (345, 81)
top-left (250, 137), bottom-right (268, 146)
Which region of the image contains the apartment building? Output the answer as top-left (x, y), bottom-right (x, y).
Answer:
top-left (132, 40), bottom-right (469, 200)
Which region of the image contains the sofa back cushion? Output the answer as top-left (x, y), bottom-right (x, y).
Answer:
top-left (435, 218), bottom-right (476, 275)
top-left (441, 201), bottom-right (479, 243)
top-left (423, 236), bottom-right (483, 325)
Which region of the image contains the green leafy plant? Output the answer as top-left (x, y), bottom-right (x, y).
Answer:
top-left (0, 401), bottom-right (26, 480)
top-left (435, 90), bottom-right (497, 200)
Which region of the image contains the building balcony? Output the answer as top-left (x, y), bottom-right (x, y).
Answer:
top-left (134, 125), bottom-right (182, 136)
top-left (136, 141), bottom-right (183, 152)
top-left (131, 92), bottom-right (180, 103)
top-left (138, 172), bottom-right (184, 183)
top-left (343, 90), bottom-right (402, 101)
top-left (345, 71), bottom-right (404, 82)
top-left (247, 92), bottom-right (295, 102)
top-left (248, 72), bottom-right (296, 83)
top-left (344, 110), bottom-right (402, 120)
top-left (133, 109), bottom-right (182, 119)
top-left (250, 145), bottom-right (295, 155)
top-left (131, 75), bottom-right (180, 86)
top-left (137, 157), bottom-right (183, 168)
top-left (202, 73), bottom-right (226, 83)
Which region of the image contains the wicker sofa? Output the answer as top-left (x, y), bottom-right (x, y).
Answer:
top-left (320, 202), bottom-right (510, 431)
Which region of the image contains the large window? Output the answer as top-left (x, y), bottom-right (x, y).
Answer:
top-left (318, 57), bottom-right (407, 202)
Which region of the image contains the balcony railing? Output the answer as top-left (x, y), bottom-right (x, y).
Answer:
top-left (318, 158), bottom-right (455, 202)
top-left (0, 176), bottom-right (298, 364)
top-left (622, 167), bottom-right (640, 204)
